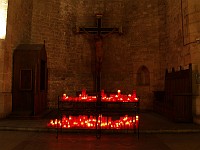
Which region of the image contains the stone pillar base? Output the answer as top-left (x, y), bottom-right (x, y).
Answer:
top-left (193, 115), bottom-right (200, 125)
top-left (0, 92), bottom-right (12, 118)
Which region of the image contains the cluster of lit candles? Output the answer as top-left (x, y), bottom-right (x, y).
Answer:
top-left (61, 89), bottom-right (139, 102)
top-left (48, 115), bottom-right (139, 129)
top-left (48, 90), bottom-right (140, 130)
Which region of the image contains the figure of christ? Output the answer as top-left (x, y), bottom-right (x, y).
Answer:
top-left (78, 14), bottom-right (121, 93)
top-left (94, 35), bottom-right (103, 73)
top-left (81, 27), bottom-right (117, 74)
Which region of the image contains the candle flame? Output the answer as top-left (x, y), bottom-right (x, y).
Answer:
top-left (61, 89), bottom-right (139, 102)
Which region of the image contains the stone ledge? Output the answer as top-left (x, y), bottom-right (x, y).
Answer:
top-left (0, 127), bottom-right (200, 134)
top-left (0, 92), bottom-right (12, 118)
top-left (193, 115), bottom-right (200, 125)
top-left (0, 113), bottom-right (9, 119)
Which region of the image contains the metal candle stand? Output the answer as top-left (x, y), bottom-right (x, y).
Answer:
top-left (55, 92), bottom-right (140, 139)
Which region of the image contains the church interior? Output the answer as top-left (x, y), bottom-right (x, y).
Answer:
top-left (0, 0), bottom-right (200, 125)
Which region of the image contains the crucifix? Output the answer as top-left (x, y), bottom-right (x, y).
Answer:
top-left (77, 14), bottom-right (122, 95)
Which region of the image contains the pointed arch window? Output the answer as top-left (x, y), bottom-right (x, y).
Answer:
top-left (0, 0), bottom-right (8, 39)
top-left (137, 66), bottom-right (150, 86)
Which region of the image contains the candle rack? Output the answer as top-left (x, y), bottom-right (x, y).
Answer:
top-left (48, 90), bottom-right (140, 139)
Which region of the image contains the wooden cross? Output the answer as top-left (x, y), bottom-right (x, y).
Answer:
top-left (77, 14), bottom-right (122, 94)
top-left (78, 14), bottom-right (121, 35)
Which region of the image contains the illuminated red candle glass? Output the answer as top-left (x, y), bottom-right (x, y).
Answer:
top-left (61, 89), bottom-right (138, 102)
top-left (48, 115), bottom-right (139, 130)
top-left (53, 89), bottom-right (140, 129)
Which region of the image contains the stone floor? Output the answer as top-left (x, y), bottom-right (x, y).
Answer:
top-left (0, 131), bottom-right (200, 150)
top-left (0, 111), bottom-right (200, 150)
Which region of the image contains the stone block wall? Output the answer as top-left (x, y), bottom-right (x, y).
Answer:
top-left (0, 39), bottom-right (8, 117)
top-left (30, 0), bottom-right (80, 107)
top-left (186, 0), bottom-right (200, 123)
top-left (165, 0), bottom-right (191, 68)
top-left (166, 0), bottom-right (200, 123)
top-left (29, 0), bottom-right (167, 109)
top-left (2, 0), bottom-right (168, 111)
top-left (0, 0), bottom-right (33, 117)
top-left (1, 0), bottom-right (199, 117)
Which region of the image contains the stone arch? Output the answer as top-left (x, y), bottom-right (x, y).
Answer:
top-left (137, 65), bottom-right (150, 86)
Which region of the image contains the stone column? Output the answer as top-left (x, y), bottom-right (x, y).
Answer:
top-left (0, 0), bottom-right (12, 118)
top-left (186, 0), bottom-right (200, 124)
top-left (0, 39), bottom-right (12, 118)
